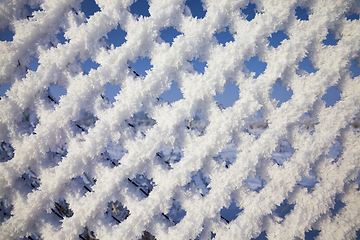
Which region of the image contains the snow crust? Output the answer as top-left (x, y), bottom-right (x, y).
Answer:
top-left (1, 0), bottom-right (360, 239)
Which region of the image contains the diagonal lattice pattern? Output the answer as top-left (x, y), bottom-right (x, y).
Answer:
top-left (1, 0), bottom-right (360, 239)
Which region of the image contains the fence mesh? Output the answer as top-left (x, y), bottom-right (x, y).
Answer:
top-left (1, 0), bottom-right (360, 239)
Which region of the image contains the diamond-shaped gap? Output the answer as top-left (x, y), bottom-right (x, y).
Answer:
top-left (104, 83), bottom-right (121, 103)
top-left (0, 141), bottom-right (14, 162)
top-left (99, 92), bottom-right (112, 105)
top-left (48, 85), bottom-right (67, 104)
top-left (101, 141), bottom-right (127, 167)
top-left (297, 171), bottom-right (318, 191)
top-left (141, 231), bottom-right (156, 240)
top-left (25, 169), bottom-right (40, 189)
top-left (322, 86), bottom-right (341, 107)
top-left (66, 174), bottom-right (94, 197)
top-left (0, 26), bottom-right (14, 41)
top-left (28, 57), bottom-right (39, 72)
top-left (0, 198), bottom-right (12, 224)
top-left (246, 175), bottom-right (266, 192)
top-left (163, 199), bottom-right (186, 224)
top-left (298, 57), bottom-right (317, 74)
top-left (155, 144), bottom-right (183, 168)
top-left (14, 59), bottom-right (28, 76)
top-left (0, 83), bottom-right (11, 99)
top-left (44, 144), bottom-right (67, 169)
top-left (79, 58), bottom-right (100, 75)
top-left (70, 109), bottom-right (98, 134)
top-left (242, 3), bottom-right (257, 21)
top-left (213, 141), bottom-right (237, 168)
top-left (98, 37), bottom-right (110, 50)
top-left (129, 57), bottom-right (152, 77)
top-left (214, 26), bottom-right (234, 46)
top-left (299, 113), bottom-right (319, 133)
top-left (185, 0), bottom-right (206, 19)
top-left (25, 4), bottom-right (41, 19)
top-left (295, 6), bottom-right (309, 21)
top-left (18, 109), bottom-right (37, 135)
top-left (322, 31), bottom-right (339, 46)
top-left (274, 199), bottom-right (295, 219)
top-left (130, 0), bottom-right (150, 18)
top-left (79, 226), bottom-right (98, 240)
top-left (245, 56), bottom-right (267, 78)
top-left (81, 0), bottom-right (100, 19)
top-left (271, 140), bottom-right (295, 165)
top-left (305, 230), bottom-right (321, 240)
top-left (128, 173), bottom-right (155, 197)
top-left (51, 197), bottom-right (74, 221)
top-left (214, 82), bottom-right (239, 109)
top-left (23, 233), bottom-right (42, 240)
top-left (56, 29), bottom-right (69, 45)
top-left (24, 109), bottom-right (39, 129)
top-left (267, 30), bottom-right (289, 48)
top-left (271, 81), bottom-right (293, 107)
top-left (191, 170), bottom-right (211, 196)
top-left (350, 59), bottom-right (360, 78)
top-left (220, 198), bottom-right (243, 224)
top-left (246, 112), bottom-right (268, 138)
top-left (159, 80), bottom-right (183, 104)
top-left (189, 58), bottom-right (207, 74)
top-left (329, 194), bottom-right (345, 217)
top-left (346, 13), bottom-right (359, 21)
top-left (193, 228), bottom-right (216, 239)
top-left (187, 111), bottom-right (209, 136)
top-left (327, 139), bottom-right (343, 163)
top-left (81, 172), bottom-right (97, 193)
top-left (127, 108), bottom-right (156, 137)
top-left (251, 231), bottom-right (268, 240)
top-left (16, 168), bottom-right (41, 194)
top-left (106, 24), bottom-right (126, 48)
top-left (105, 200), bottom-right (130, 225)
top-left (160, 27), bottom-right (181, 46)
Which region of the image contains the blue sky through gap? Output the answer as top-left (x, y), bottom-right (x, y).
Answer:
top-left (129, 57), bottom-right (152, 77)
top-left (185, 0), bottom-right (206, 19)
top-left (0, 27), bottom-right (14, 41)
top-left (107, 25), bottom-right (127, 48)
top-left (159, 81), bottom-right (183, 103)
top-left (268, 31), bottom-right (289, 48)
top-left (243, 3), bottom-right (256, 21)
top-left (346, 13), bottom-right (360, 20)
top-left (160, 27), bottom-right (181, 46)
top-left (271, 82), bottom-right (293, 107)
top-left (81, 0), bottom-right (101, 18)
top-left (0, 0), bottom-right (355, 109)
top-left (295, 7), bottom-right (309, 20)
top-left (245, 56), bottom-right (267, 78)
top-left (56, 29), bottom-right (68, 45)
top-left (323, 32), bottom-right (339, 46)
top-left (215, 27), bottom-right (234, 46)
top-left (130, 0), bottom-right (150, 17)
top-left (299, 57), bottom-right (317, 74)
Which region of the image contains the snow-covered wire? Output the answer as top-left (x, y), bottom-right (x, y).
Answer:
top-left (0, 0), bottom-right (360, 239)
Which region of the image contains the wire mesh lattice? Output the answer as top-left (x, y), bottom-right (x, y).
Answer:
top-left (0, 0), bottom-right (360, 239)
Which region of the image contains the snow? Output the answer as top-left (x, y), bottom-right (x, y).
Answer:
top-left (0, 0), bottom-right (360, 239)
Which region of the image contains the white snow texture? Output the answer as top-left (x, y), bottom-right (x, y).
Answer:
top-left (1, 0), bottom-right (360, 239)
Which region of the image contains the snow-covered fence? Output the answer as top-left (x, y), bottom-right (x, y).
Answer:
top-left (1, 0), bottom-right (360, 239)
